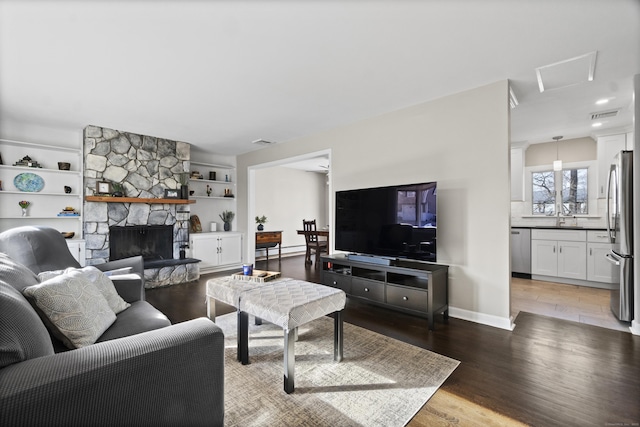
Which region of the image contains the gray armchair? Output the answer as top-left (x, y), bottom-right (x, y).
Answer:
top-left (0, 225), bottom-right (145, 299)
top-left (0, 226), bottom-right (225, 426)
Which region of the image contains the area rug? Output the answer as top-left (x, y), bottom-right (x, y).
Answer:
top-left (216, 312), bottom-right (459, 426)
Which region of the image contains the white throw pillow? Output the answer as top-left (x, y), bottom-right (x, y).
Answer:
top-left (23, 272), bottom-right (116, 349)
top-left (38, 266), bottom-right (130, 314)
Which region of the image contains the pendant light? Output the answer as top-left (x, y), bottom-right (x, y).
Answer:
top-left (552, 136), bottom-right (563, 171)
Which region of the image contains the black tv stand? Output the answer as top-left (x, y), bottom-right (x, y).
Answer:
top-left (321, 254), bottom-right (448, 330)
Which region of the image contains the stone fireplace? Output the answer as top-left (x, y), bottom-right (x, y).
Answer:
top-left (83, 125), bottom-right (198, 288)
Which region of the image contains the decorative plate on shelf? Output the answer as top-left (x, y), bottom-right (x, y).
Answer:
top-left (13, 172), bottom-right (45, 192)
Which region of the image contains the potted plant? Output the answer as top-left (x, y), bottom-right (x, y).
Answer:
top-left (219, 210), bottom-right (235, 231)
top-left (255, 215), bottom-right (267, 231)
top-left (178, 172), bottom-right (190, 199)
top-left (111, 182), bottom-right (124, 197)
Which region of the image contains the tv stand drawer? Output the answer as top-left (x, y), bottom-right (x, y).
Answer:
top-left (323, 271), bottom-right (352, 293)
top-left (352, 277), bottom-right (384, 302)
top-left (386, 285), bottom-right (427, 312)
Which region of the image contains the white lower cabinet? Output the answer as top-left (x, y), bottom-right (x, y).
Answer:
top-left (531, 239), bottom-right (586, 280)
top-left (586, 230), bottom-right (615, 283)
top-left (531, 239), bottom-right (559, 276)
top-left (531, 229), bottom-right (614, 286)
top-left (557, 241), bottom-right (587, 280)
top-left (190, 232), bottom-right (242, 272)
top-left (66, 240), bottom-right (86, 266)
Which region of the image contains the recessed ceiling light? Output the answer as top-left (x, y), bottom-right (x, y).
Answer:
top-left (592, 122), bottom-right (603, 127)
top-left (595, 99), bottom-right (609, 105)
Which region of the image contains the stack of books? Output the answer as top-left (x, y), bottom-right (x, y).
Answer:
top-left (57, 207), bottom-right (79, 217)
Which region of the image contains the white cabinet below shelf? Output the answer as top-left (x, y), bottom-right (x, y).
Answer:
top-left (66, 240), bottom-right (86, 266)
top-left (189, 232), bottom-right (243, 272)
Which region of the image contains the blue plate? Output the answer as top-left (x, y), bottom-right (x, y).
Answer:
top-left (14, 172), bottom-right (45, 192)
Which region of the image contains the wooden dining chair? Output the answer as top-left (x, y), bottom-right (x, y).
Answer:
top-left (302, 219), bottom-right (328, 267)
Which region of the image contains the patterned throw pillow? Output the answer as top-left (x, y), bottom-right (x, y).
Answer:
top-left (38, 266), bottom-right (130, 314)
top-left (23, 272), bottom-right (116, 349)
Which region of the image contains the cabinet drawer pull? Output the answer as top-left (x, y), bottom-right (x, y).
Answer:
top-left (402, 296), bottom-right (408, 301)
top-left (333, 281), bottom-right (337, 285)
top-left (364, 287), bottom-right (369, 292)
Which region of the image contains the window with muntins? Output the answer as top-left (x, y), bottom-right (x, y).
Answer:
top-left (532, 168), bottom-right (588, 215)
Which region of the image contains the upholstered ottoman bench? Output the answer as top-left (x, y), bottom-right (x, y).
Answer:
top-left (238, 280), bottom-right (346, 393)
top-left (205, 275), bottom-right (293, 319)
top-left (206, 276), bottom-right (293, 360)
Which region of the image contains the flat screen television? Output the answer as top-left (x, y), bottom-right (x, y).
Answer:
top-left (335, 181), bottom-right (437, 262)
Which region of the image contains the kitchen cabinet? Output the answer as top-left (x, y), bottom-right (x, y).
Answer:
top-left (597, 134), bottom-right (627, 198)
top-left (586, 230), bottom-right (615, 283)
top-left (530, 228), bottom-right (614, 287)
top-left (190, 232), bottom-right (242, 273)
top-left (531, 229), bottom-right (586, 280)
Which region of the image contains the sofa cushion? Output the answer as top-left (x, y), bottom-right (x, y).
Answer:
top-left (23, 271), bottom-right (117, 349)
top-left (0, 281), bottom-right (55, 368)
top-left (97, 300), bottom-right (172, 342)
top-left (38, 266), bottom-right (131, 314)
top-left (0, 252), bottom-right (40, 292)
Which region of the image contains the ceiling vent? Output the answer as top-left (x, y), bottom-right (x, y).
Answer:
top-left (252, 139), bottom-right (276, 146)
top-left (590, 109), bottom-right (619, 120)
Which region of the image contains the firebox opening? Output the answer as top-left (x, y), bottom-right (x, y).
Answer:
top-left (110, 225), bottom-right (173, 262)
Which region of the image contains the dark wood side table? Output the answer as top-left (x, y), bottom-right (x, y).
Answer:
top-left (256, 231), bottom-right (282, 262)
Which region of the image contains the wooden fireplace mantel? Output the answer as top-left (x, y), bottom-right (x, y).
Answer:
top-left (85, 196), bottom-right (196, 204)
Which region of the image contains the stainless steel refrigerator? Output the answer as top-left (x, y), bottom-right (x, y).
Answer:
top-left (605, 150), bottom-right (634, 322)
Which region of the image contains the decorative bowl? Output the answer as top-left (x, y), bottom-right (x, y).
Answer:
top-left (61, 232), bottom-right (75, 239)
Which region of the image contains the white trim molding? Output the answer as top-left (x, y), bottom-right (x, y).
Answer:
top-left (448, 306), bottom-right (515, 331)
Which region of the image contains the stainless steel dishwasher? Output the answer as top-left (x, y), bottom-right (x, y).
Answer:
top-left (511, 228), bottom-right (531, 276)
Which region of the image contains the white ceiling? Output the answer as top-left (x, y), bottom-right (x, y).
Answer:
top-left (1, 1), bottom-right (638, 158)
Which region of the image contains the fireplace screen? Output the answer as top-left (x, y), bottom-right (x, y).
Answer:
top-left (110, 225), bottom-right (173, 261)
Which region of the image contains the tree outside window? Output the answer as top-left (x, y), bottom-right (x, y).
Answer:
top-left (532, 168), bottom-right (588, 215)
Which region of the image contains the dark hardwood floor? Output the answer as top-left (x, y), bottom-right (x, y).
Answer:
top-left (146, 255), bottom-right (640, 427)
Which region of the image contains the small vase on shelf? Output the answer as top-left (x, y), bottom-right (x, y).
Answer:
top-left (224, 222), bottom-right (231, 232)
top-left (18, 201), bottom-right (31, 217)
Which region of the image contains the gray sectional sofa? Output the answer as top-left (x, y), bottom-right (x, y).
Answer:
top-left (0, 226), bottom-right (225, 426)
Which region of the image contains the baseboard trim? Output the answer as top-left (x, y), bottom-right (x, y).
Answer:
top-left (630, 320), bottom-right (640, 336)
top-left (448, 306), bottom-right (515, 331)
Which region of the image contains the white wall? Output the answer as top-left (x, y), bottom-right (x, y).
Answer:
top-left (254, 166), bottom-right (327, 252)
top-left (238, 81), bottom-right (513, 329)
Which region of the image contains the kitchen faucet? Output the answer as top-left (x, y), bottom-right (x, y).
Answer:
top-left (556, 210), bottom-right (565, 227)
